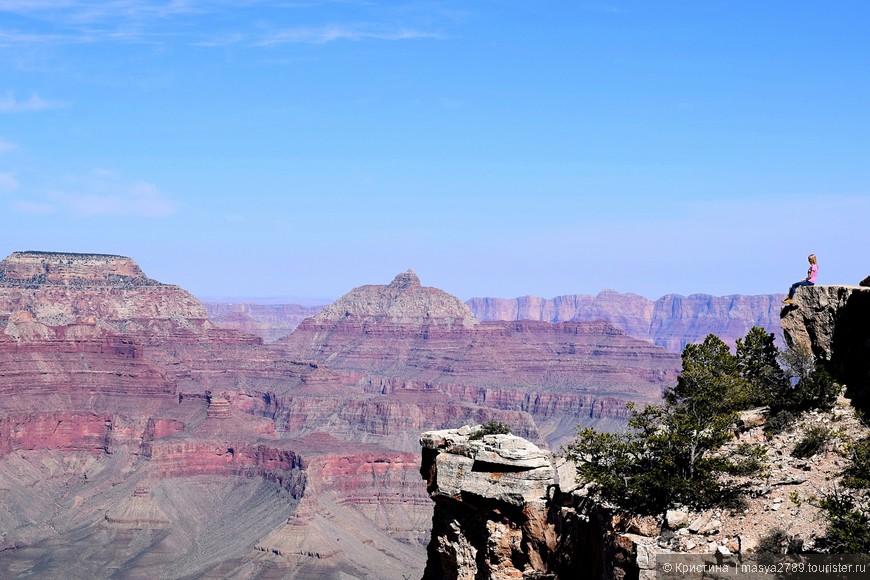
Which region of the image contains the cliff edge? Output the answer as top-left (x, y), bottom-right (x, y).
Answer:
top-left (419, 427), bottom-right (632, 580)
top-left (780, 284), bottom-right (870, 409)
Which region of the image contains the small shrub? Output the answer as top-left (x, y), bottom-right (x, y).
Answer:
top-left (756, 527), bottom-right (788, 555)
top-left (792, 425), bottom-right (832, 459)
top-left (777, 364), bottom-right (840, 413)
top-left (470, 420), bottom-right (511, 440)
top-left (765, 410), bottom-right (796, 438)
top-left (815, 489), bottom-right (870, 553)
top-left (842, 437), bottom-right (870, 490)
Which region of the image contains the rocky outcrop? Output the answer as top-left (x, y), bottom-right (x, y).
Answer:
top-left (420, 427), bottom-right (558, 579)
top-left (781, 285), bottom-right (870, 408)
top-left (420, 427), bottom-right (640, 580)
top-left (144, 441), bottom-right (306, 493)
top-left (468, 290), bottom-right (783, 352)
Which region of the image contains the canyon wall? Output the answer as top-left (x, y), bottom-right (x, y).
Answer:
top-left (203, 290), bottom-right (782, 355)
top-left (280, 270), bottom-right (681, 446)
top-left (4, 252), bottom-right (759, 578)
top-left (468, 290), bottom-right (783, 351)
top-left (0, 252), bottom-right (430, 578)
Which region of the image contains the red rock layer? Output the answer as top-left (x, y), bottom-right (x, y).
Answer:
top-left (283, 318), bottom-right (678, 397)
top-left (0, 331), bottom-right (175, 396)
top-left (0, 411), bottom-right (112, 456)
top-left (144, 441), bottom-right (305, 494)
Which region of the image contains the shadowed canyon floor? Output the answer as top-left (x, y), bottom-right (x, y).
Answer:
top-left (0, 252), bottom-right (769, 578)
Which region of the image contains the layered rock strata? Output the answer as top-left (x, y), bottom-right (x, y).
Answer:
top-left (468, 290), bottom-right (783, 352)
top-left (282, 272), bottom-right (681, 445)
top-left (422, 285), bottom-right (870, 580)
top-left (0, 252), bottom-right (430, 578)
top-left (420, 427), bottom-right (639, 580)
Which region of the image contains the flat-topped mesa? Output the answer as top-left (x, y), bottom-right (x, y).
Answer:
top-left (0, 251), bottom-right (210, 331)
top-left (312, 269), bottom-right (478, 329)
top-left (0, 251), bottom-right (160, 287)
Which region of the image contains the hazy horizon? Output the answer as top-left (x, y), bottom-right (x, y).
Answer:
top-left (2, 2), bottom-right (868, 300)
top-left (196, 284), bottom-right (787, 306)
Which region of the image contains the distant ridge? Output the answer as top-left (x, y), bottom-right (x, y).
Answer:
top-left (466, 290), bottom-right (784, 351)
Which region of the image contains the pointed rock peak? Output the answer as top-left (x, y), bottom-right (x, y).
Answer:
top-left (389, 269), bottom-right (421, 290)
top-left (312, 271), bottom-right (478, 329)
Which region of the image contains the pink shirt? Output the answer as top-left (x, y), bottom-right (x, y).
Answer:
top-left (807, 264), bottom-right (818, 284)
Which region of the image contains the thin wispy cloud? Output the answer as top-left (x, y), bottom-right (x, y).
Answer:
top-left (10, 200), bottom-right (55, 214)
top-left (260, 24), bottom-right (441, 45)
top-left (0, 171), bottom-right (18, 192)
top-left (49, 181), bottom-right (177, 217)
top-left (0, 137), bottom-right (17, 153)
top-left (0, 92), bottom-right (65, 113)
top-left (0, 1), bottom-right (448, 47)
top-left (11, 169), bottom-right (178, 217)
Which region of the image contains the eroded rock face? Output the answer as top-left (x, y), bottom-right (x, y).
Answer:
top-left (0, 251), bottom-right (158, 287)
top-left (314, 269), bottom-right (478, 329)
top-left (421, 428), bottom-right (552, 506)
top-left (420, 428), bottom-right (632, 580)
top-left (0, 253), bottom-right (430, 577)
top-left (468, 290), bottom-right (784, 352)
top-left (420, 428), bottom-right (557, 579)
top-left (283, 274), bottom-right (681, 445)
top-left (780, 285), bottom-right (870, 407)
top-left (0, 251), bottom-right (208, 331)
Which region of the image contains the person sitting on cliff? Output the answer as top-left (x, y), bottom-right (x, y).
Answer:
top-left (783, 254), bottom-right (818, 304)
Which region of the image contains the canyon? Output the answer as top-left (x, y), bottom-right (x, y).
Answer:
top-left (0, 251), bottom-right (792, 578)
top-left (0, 252), bottom-right (689, 578)
top-left (203, 289), bottom-right (783, 354)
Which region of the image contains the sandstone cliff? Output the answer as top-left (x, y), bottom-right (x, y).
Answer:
top-left (0, 251), bottom-right (208, 330)
top-left (467, 290), bottom-right (783, 352)
top-left (419, 427), bottom-right (635, 580)
top-left (780, 284), bottom-right (870, 409)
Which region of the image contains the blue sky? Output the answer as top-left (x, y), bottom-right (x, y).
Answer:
top-left (1, 1), bottom-right (868, 301)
